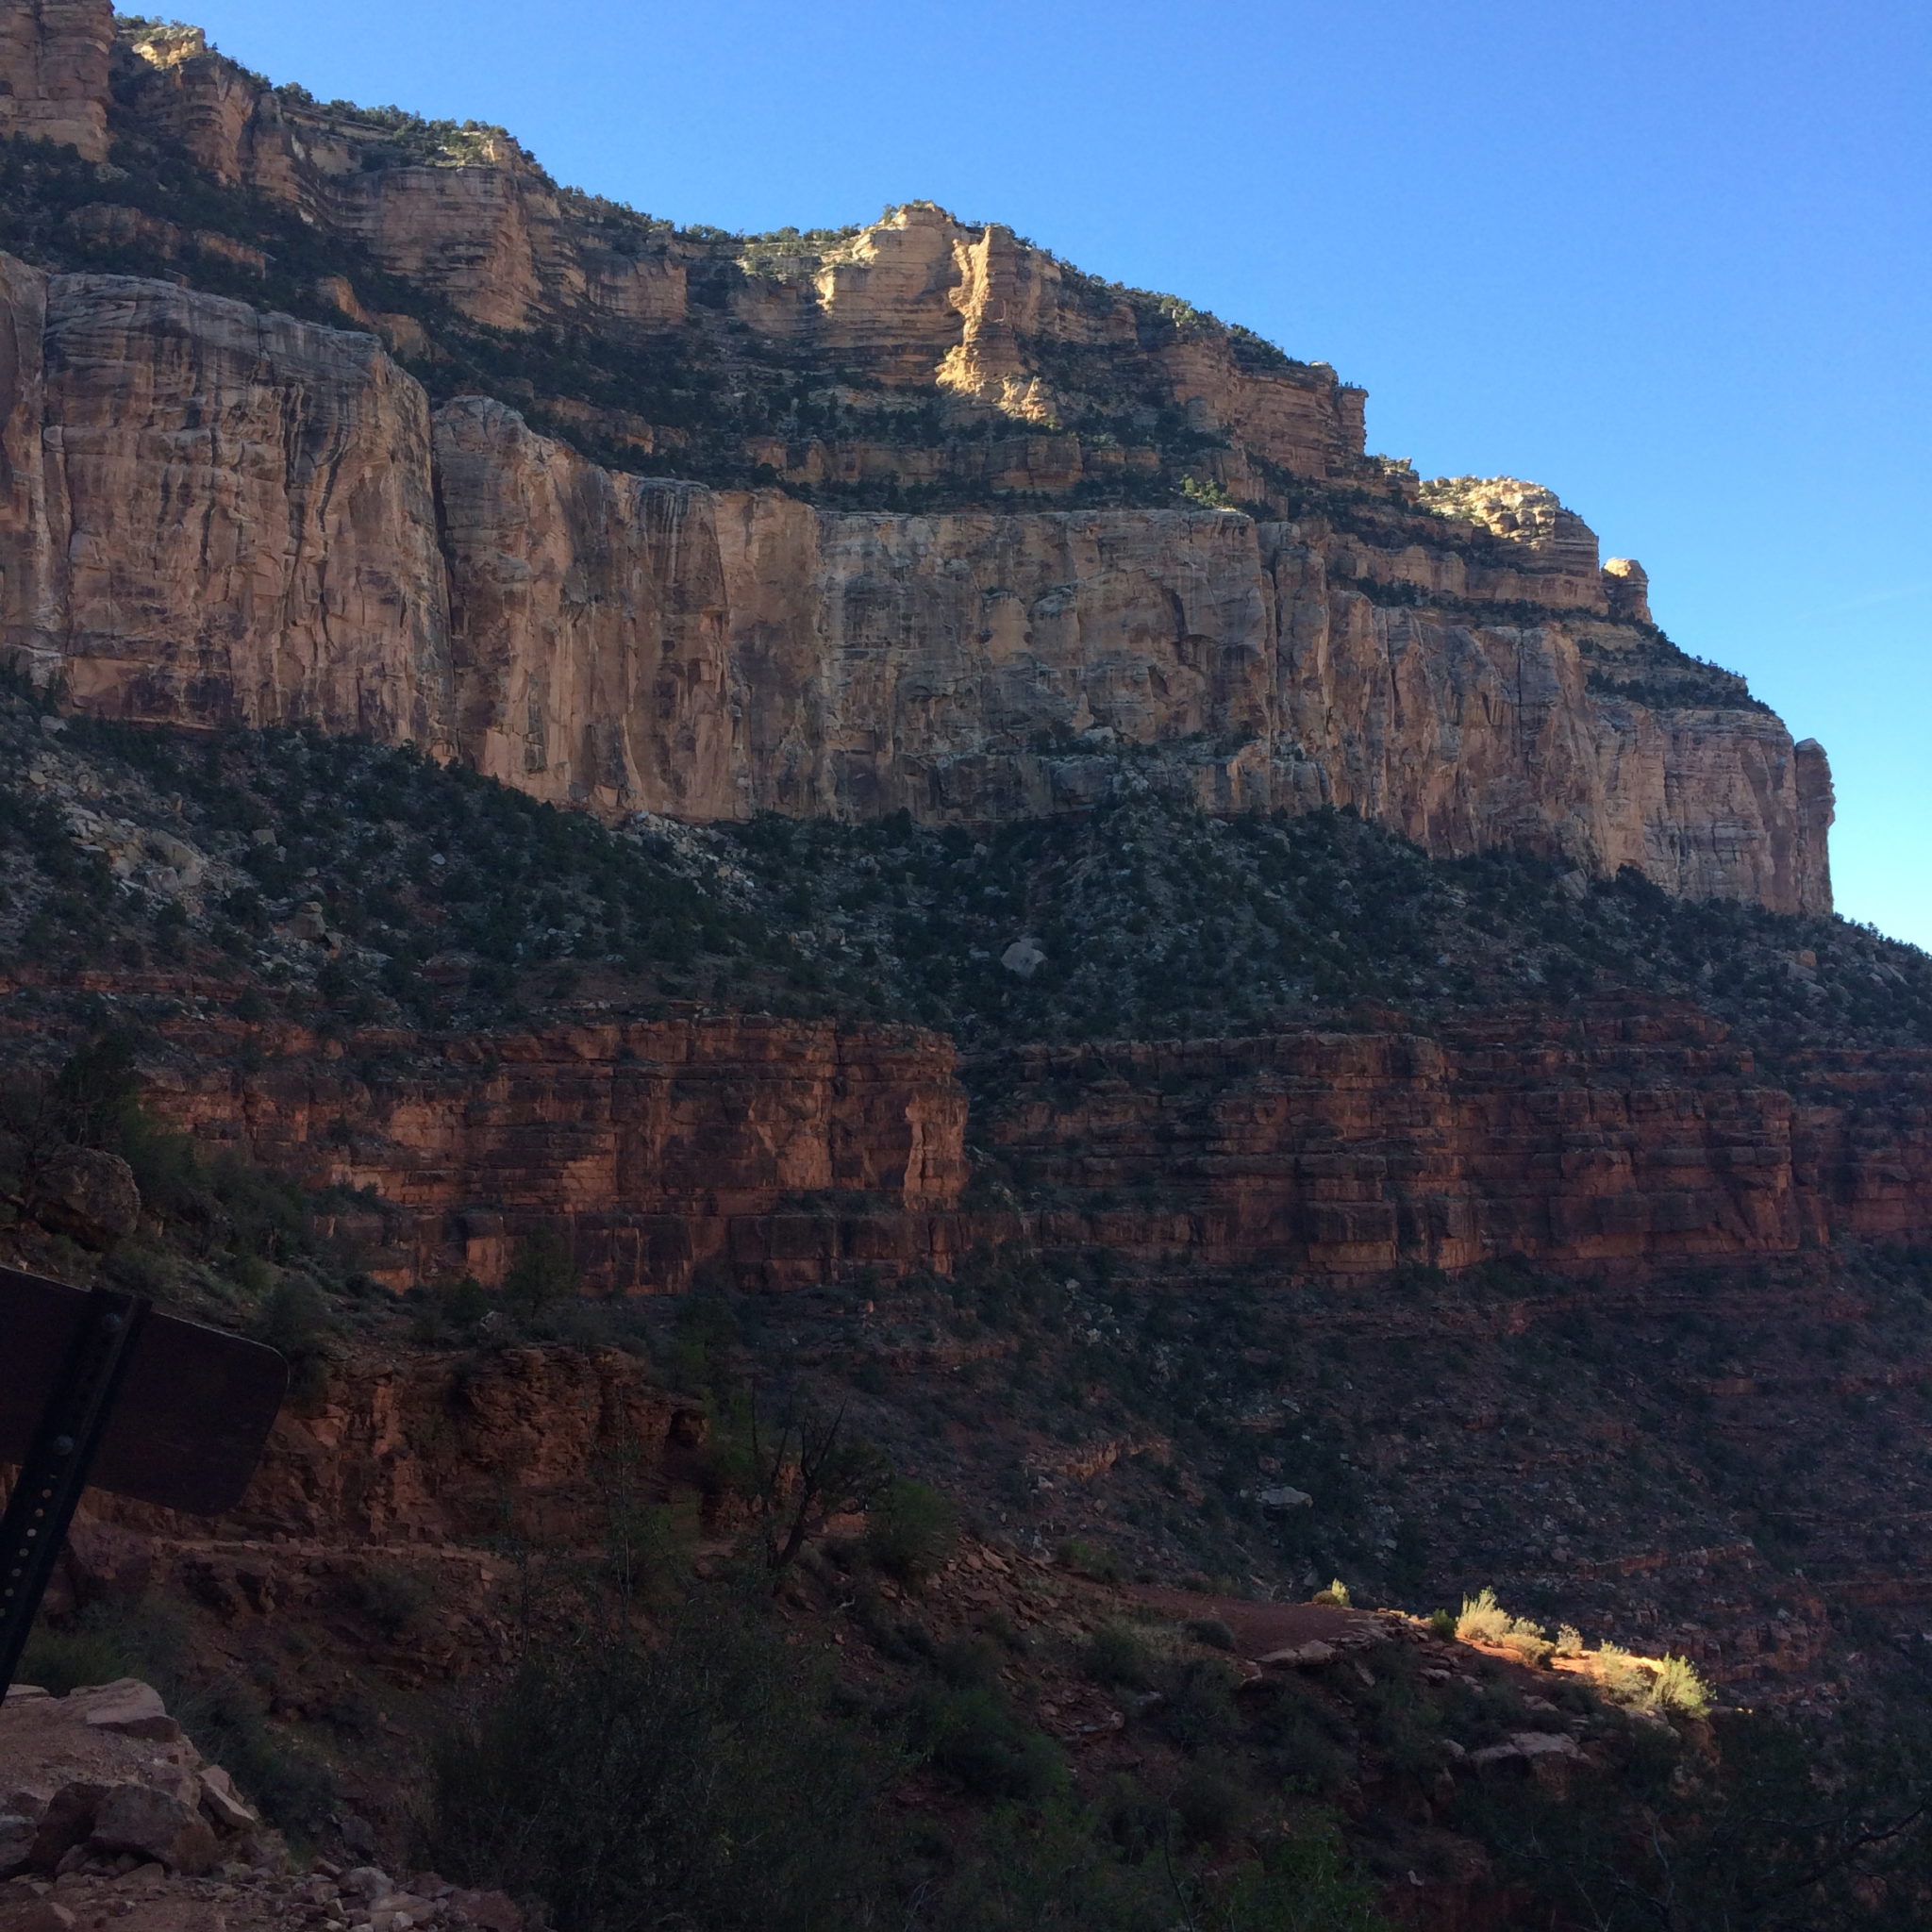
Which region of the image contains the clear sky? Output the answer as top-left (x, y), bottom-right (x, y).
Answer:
top-left (177, 0), bottom-right (1931, 948)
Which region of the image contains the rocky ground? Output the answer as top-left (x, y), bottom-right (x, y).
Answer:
top-left (2, 1524), bottom-right (1733, 1932)
top-left (0, 1679), bottom-right (517, 1931)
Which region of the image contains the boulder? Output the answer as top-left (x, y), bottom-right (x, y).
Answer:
top-left (89, 1784), bottom-right (218, 1874)
top-left (73, 1681), bottom-right (180, 1744)
top-left (1469, 1730), bottom-right (1584, 1774)
top-left (0, 1901), bottom-right (77, 1932)
top-left (1257, 1485), bottom-right (1313, 1512)
top-left (20, 1783), bottom-right (103, 1873)
top-left (1257, 1639), bottom-right (1337, 1667)
top-left (287, 901), bottom-right (334, 945)
top-left (28, 1148), bottom-right (140, 1247)
top-left (449, 1890), bottom-right (524, 1932)
top-left (370, 1895), bottom-right (438, 1930)
top-left (0, 1818), bottom-right (35, 1875)
top-left (194, 1767), bottom-right (258, 1833)
top-left (1510, 1730), bottom-right (1583, 1760)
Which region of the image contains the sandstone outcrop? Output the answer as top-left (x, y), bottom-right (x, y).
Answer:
top-left (0, 1679), bottom-right (258, 1878)
top-left (0, 265), bottom-right (1834, 909)
top-left (25, 1144), bottom-right (138, 1247)
top-left (0, 258), bottom-right (450, 740)
top-left (976, 999), bottom-right (1932, 1280)
top-left (0, 1), bottom-right (1835, 914)
top-left (61, 994), bottom-right (1923, 1295)
top-left (0, 1), bottom-right (111, 162)
top-left (0, 1679), bottom-right (522, 1928)
top-left (143, 1010), bottom-right (973, 1295)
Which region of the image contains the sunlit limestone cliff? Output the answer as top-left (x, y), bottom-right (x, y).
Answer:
top-left (0, 1), bottom-right (1830, 912)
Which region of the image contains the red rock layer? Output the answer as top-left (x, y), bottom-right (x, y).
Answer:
top-left (58, 1343), bottom-right (709, 1689)
top-left (58, 993), bottom-right (1914, 1295)
top-left (980, 1001), bottom-right (1932, 1279)
top-left (146, 1010), bottom-right (976, 1294)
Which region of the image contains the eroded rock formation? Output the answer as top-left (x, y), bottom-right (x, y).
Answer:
top-left (142, 1010), bottom-right (973, 1294)
top-left (0, 0), bottom-right (1835, 915)
top-left (0, 257), bottom-right (450, 739)
top-left (0, 267), bottom-right (1834, 909)
top-left (979, 1001), bottom-right (1932, 1280)
top-left (63, 996), bottom-right (1924, 1295)
top-left (0, 0), bottom-right (112, 161)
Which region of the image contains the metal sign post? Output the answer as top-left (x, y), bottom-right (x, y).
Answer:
top-left (0, 1266), bottom-right (288, 1694)
top-left (0, 1287), bottom-right (150, 1689)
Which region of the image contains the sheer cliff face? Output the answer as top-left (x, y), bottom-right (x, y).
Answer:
top-left (125, 999), bottom-right (1932, 1295)
top-left (0, 0), bottom-right (111, 161)
top-left (150, 1012), bottom-right (972, 1295)
top-left (0, 1), bottom-right (1835, 915)
top-left (0, 258), bottom-right (450, 741)
top-left (0, 270), bottom-right (1834, 912)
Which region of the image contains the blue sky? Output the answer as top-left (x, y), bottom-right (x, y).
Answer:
top-left (182, 0), bottom-right (1931, 947)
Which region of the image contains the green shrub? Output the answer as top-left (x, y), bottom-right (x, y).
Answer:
top-left (935, 1792), bottom-right (1180, 1931)
top-left (922, 1684), bottom-right (1066, 1802)
top-left (1185, 1615), bottom-right (1237, 1651)
top-left (1500, 1625), bottom-right (1555, 1667)
top-left (1055, 1537), bottom-right (1121, 1582)
top-left (1172, 1764), bottom-right (1245, 1846)
top-left (1648, 1655), bottom-right (1713, 1718)
top-left (434, 1272), bottom-right (492, 1330)
top-left (1357, 1674), bottom-right (1441, 1781)
top-left (1455, 1586), bottom-right (1552, 1660)
top-left (424, 1594), bottom-right (889, 1932)
top-left (1249, 1679), bottom-right (1355, 1795)
top-left (19, 1611), bottom-right (144, 1694)
top-left (1208, 1818), bottom-right (1396, 1931)
top-left (255, 1275), bottom-right (336, 1406)
top-left (1456, 1587), bottom-right (1511, 1643)
top-left (864, 1477), bottom-right (958, 1584)
top-left (355, 1562), bottom-right (433, 1637)
top-left (502, 1224), bottom-right (578, 1317)
top-left (935, 1633), bottom-right (1004, 1690)
top-left (1101, 1775), bottom-right (1176, 1860)
top-left (1153, 1657), bottom-right (1242, 1754)
top-left (1587, 1642), bottom-right (1650, 1704)
top-left (1083, 1619), bottom-right (1157, 1690)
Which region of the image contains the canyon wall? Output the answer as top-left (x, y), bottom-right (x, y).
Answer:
top-left (88, 997), bottom-right (1931, 1294)
top-left (0, 257), bottom-right (450, 737)
top-left (0, 264), bottom-right (1833, 911)
top-left (0, 0), bottom-right (111, 162)
top-left (979, 1002), bottom-right (1932, 1280)
top-left (140, 1010), bottom-right (973, 1295)
top-left (0, 1), bottom-right (1835, 914)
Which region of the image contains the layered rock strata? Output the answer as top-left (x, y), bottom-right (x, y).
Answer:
top-left (142, 1010), bottom-right (974, 1295)
top-left (0, 258), bottom-right (1833, 910)
top-left (0, 1), bottom-right (1837, 912)
top-left (0, 256), bottom-right (450, 738)
top-left (981, 1002), bottom-right (1932, 1280)
top-left (0, 0), bottom-right (112, 161)
top-left (82, 997), bottom-right (1930, 1295)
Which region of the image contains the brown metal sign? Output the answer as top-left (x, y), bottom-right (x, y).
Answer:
top-left (0, 1264), bottom-right (288, 1515)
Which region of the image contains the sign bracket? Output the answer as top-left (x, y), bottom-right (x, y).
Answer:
top-left (0, 1287), bottom-right (152, 1692)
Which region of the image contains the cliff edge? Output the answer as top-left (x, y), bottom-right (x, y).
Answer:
top-left (0, 2), bottom-right (1833, 913)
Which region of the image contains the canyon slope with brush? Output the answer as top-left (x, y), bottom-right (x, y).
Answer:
top-left (0, 1), bottom-right (1831, 911)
